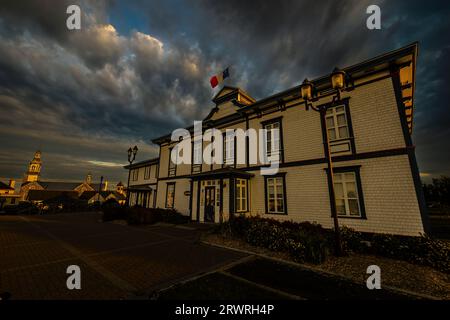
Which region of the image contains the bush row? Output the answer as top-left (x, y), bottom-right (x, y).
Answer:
top-left (217, 215), bottom-right (332, 264)
top-left (216, 215), bottom-right (450, 272)
top-left (339, 226), bottom-right (450, 273)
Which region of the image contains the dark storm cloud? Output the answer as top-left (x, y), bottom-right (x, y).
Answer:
top-left (132, 0), bottom-right (450, 179)
top-left (0, 0), bottom-right (449, 184)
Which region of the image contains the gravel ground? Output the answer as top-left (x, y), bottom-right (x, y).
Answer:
top-left (204, 234), bottom-right (450, 299)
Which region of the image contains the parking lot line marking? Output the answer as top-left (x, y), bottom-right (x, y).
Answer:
top-left (219, 271), bottom-right (305, 300)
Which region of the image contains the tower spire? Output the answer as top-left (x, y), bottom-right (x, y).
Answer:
top-left (24, 150), bottom-right (42, 182)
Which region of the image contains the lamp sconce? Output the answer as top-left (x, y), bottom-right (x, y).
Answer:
top-left (300, 78), bottom-right (318, 111)
top-left (330, 67), bottom-right (354, 104)
top-left (128, 145), bottom-right (138, 164)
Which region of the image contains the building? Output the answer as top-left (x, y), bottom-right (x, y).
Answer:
top-left (20, 151), bottom-right (109, 202)
top-left (124, 158), bottom-right (159, 207)
top-left (0, 180), bottom-right (20, 207)
top-left (79, 190), bottom-right (126, 205)
top-left (126, 43), bottom-right (427, 236)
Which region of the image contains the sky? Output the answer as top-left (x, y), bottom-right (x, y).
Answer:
top-left (0, 0), bottom-right (449, 187)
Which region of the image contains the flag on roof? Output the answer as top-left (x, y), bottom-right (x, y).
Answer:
top-left (210, 67), bottom-right (230, 88)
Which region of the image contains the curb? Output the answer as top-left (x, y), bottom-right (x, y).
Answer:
top-left (201, 240), bottom-right (441, 300)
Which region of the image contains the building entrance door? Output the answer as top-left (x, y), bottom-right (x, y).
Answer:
top-left (204, 186), bottom-right (215, 222)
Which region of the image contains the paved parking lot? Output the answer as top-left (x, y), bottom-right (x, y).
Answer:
top-left (0, 213), bottom-right (246, 299)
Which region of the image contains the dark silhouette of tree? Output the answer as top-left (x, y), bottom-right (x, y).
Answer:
top-left (423, 176), bottom-right (450, 206)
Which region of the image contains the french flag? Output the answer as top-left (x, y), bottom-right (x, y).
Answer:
top-left (210, 67), bottom-right (230, 88)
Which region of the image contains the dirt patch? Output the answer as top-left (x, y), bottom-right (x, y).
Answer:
top-left (204, 233), bottom-right (450, 299)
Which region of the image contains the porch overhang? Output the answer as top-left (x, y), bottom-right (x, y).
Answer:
top-left (126, 185), bottom-right (154, 192)
top-left (189, 167), bottom-right (254, 181)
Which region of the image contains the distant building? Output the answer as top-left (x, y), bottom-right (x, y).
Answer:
top-left (124, 158), bottom-right (159, 207)
top-left (20, 151), bottom-right (109, 202)
top-left (0, 179), bottom-right (20, 207)
top-left (27, 190), bottom-right (79, 204)
top-left (79, 190), bottom-right (126, 205)
top-left (0, 180), bottom-right (15, 195)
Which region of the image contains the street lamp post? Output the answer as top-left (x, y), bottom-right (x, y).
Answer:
top-left (97, 176), bottom-right (103, 203)
top-left (300, 68), bottom-right (349, 256)
top-left (126, 146), bottom-right (138, 207)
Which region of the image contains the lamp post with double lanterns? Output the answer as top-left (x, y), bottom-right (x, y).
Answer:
top-left (126, 146), bottom-right (138, 207)
top-left (300, 67), bottom-right (348, 256)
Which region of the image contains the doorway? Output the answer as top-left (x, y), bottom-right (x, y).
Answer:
top-left (204, 186), bottom-right (215, 222)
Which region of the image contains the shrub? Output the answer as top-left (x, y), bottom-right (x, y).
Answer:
top-left (219, 216), bottom-right (450, 272)
top-left (223, 215), bottom-right (331, 264)
top-left (339, 227), bottom-right (450, 273)
top-left (126, 207), bottom-right (188, 225)
top-left (127, 207), bottom-right (160, 225)
top-left (102, 206), bottom-right (127, 222)
top-left (339, 226), bottom-right (368, 253)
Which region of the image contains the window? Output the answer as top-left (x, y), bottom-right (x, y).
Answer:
top-left (165, 183), bottom-right (175, 208)
top-left (144, 166), bottom-right (151, 180)
top-left (168, 147), bottom-right (177, 177)
top-left (262, 118), bottom-right (283, 162)
top-left (265, 174), bottom-right (286, 214)
top-left (325, 105), bottom-right (349, 141)
top-left (224, 133), bottom-right (235, 166)
top-left (132, 169), bottom-right (139, 181)
top-left (191, 139), bottom-right (202, 173)
top-left (334, 170), bottom-right (363, 217)
top-left (154, 165), bottom-right (158, 178)
top-left (235, 179), bottom-right (247, 212)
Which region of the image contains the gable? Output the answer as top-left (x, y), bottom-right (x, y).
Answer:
top-left (212, 87), bottom-right (236, 102)
top-left (208, 101), bottom-right (240, 121)
top-left (206, 86), bottom-right (256, 121)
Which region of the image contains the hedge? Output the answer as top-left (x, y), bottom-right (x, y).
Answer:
top-left (217, 215), bottom-right (331, 264)
top-left (216, 215), bottom-right (450, 272)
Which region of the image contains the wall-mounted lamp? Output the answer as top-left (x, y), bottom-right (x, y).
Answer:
top-left (330, 67), bottom-right (346, 103)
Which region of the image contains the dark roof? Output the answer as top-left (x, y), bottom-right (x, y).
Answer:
top-left (190, 167), bottom-right (254, 180)
top-left (211, 86), bottom-right (255, 105)
top-left (117, 181), bottom-right (124, 186)
top-left (34, 181), bottom-right (105, 192)
top-left (79, 190), bottom-right (126, 201)
top-left (27, 190), bottom-right (78, 201)
top-left (39, 181), bottom-right (83, 191)
top-left (90, 183), bottom-right (106, 191)
top-left (79, 191), bottom-right (97, 200)
top-left (127, 185), bottom-right (154, 191)
top-left (0, 181), bottom-right (14, 190)
top-left (124, 157), bottom-right (159, 169)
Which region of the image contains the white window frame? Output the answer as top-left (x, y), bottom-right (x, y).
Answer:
top-left (325, 105), bottom-right (349, 142)
top-left (266, 176), bottom-right (285, 214)
top-left (263, 121), bottom-right (281, 160)
top-left (132, 169), bottom-right (139, 181)
top-left (334, 172), bottom-right (361, 217)
top-left (168, 147), bottom-right (177, 177)
top-left (165, 183), bottom-right (175, 208)
top-left (224, 134), bottom-right (235, 166)
top-left (235, 178), bottom-right (247, 212)
top-left (144, 166), bottom-right (151, 180)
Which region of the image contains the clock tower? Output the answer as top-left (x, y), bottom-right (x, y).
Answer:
top-left (24, 151), bottom-right (42, 183)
